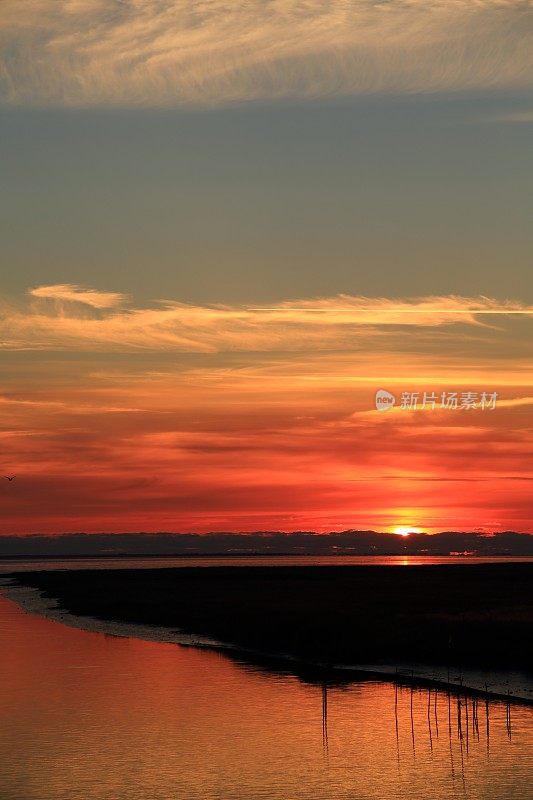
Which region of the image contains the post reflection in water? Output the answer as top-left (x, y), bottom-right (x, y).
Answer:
top-left (308, 676), bottom-right (516, 785)
top-left (322, 683), bottom-right (329, 759)
top-left (321, 682), bottom-right (520, 793)
top-left (0, 594), bottom-right (532, 800)
top-left (375, 683), bottom-right (518, 794)
top-left (317, 677), bottom-right (526, 799)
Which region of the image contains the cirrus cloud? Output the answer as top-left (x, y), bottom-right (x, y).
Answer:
top-left (0, 1), bottom-right (532, 108)
top-left (30, 284), bottom-right (128, 309)
top-left (1, 285), bottom-right (532, 352)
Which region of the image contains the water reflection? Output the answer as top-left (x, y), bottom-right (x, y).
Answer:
top-left (322, 683), bottom-right (329, 758)
top-left (1, 554), bottom-right (533, 574)
top-left (0, 594), bottom-right (531, 800)
top-left (323, 681), bottom-right (523, 796)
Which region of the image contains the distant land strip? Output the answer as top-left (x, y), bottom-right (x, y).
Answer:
top-left (0, 531), bottom-right (532, 557)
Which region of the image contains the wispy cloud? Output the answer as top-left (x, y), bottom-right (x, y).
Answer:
top-left (30, 284), bottom-right (128, 309)
top-left (2, 354), bottom-right (531, 534)
top-left (484, 109), bottom-right (533, 123)
top-left (2, 287), bottom-right (532, 352)
top-left (1, 285), bottom-right (531, 534)
top-left (1, 1), bottom-right (532, 108)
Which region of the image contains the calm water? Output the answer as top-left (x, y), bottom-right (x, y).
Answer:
top-left (1, 555), bottom-right (532, 573)
top-left (0, 594), bottom-right (532, 800)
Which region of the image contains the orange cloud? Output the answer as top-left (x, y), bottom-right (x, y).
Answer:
top-left (2, 288), bottom-right (532, 352)
top-left (0, 288), bottom-right (530, 534)
top-left (29, 284), bottom-right (128, 309)
top-left (1, 355), bottom-right (531, 533)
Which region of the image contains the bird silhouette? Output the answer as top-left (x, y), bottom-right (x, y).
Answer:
top-left (4, 476), bottom-right (16, 481)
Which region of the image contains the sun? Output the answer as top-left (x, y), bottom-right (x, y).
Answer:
top-left (392, 526), bottom-right (423, 537)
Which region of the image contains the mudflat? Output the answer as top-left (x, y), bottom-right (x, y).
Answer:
top-left (9, 564), bottom-right (532, 673)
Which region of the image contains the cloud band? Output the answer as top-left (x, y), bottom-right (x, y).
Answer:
top-left (1, 1), bottom-right (532, 108)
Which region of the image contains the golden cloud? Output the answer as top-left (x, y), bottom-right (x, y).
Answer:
top-left (0, 1), bottom-right (532, 107)
top-left (30, 284), bottom-right (128, 309)
top-left (1, 286), bottom-right (532, 352)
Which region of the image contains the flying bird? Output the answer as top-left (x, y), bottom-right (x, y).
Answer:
top-left (4, 476), bottom-right (16, 481)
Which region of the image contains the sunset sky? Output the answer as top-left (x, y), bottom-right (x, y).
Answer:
top-left (1, 1), bottom-right (532, 534)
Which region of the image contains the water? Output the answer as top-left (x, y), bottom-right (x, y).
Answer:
top-left (0, 593), bottom-right (531, 800)
top-left (1, 555), bottom-right (532, 573)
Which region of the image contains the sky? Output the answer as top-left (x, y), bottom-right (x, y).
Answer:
top-left (0, 1), bottom-right (532, 535)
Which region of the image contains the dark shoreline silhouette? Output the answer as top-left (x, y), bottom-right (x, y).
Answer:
top-left (10, 564), bottom-right (533, 682)
top-left (1, 530), bottom-right (532, 557)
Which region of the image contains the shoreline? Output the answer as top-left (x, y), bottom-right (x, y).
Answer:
top-left (3, 578), bottom-right (533, 707)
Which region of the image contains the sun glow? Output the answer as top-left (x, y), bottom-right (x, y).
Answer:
top-left (392, 526), bottom-right (423, 537)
